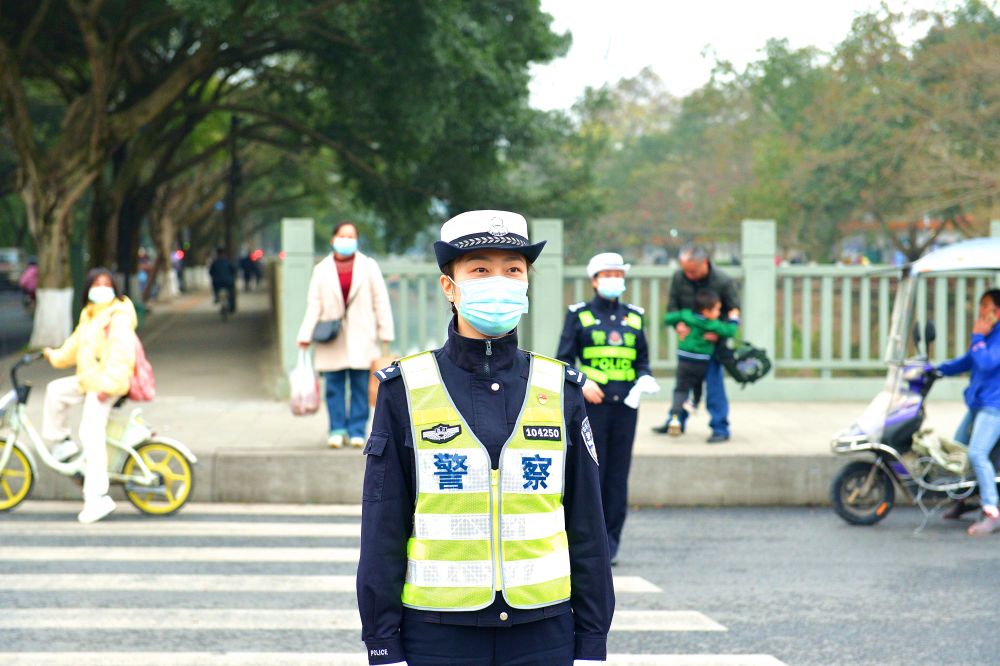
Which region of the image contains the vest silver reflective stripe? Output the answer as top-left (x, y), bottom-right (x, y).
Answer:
top-left (502, 549), bottom-right (572, 588)
top-left (499, 449), bottom-right (565, 494)
top-left (414, 514), bottom-right (491, 541)
top-left (415, 449), bottom-right (491, 495)
top-left (405, 560), bottom-right (493, 587)
top-left (500, 508), bottom-right (566, 541)
top-left (530, 357), bottom-right (563, 394)
top-left (401, 353), bottom-right (441, 390)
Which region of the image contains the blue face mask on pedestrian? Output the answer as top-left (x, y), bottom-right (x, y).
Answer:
top-left (332, 237), bottom-right (357, 256)
top-left (450, 276), bottom-right (530, 337)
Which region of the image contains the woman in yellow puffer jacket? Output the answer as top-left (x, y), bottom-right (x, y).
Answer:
top-left (42, 268), bottom-right (137, 523)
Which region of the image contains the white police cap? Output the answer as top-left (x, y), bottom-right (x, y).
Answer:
top-left (587, 252), bottom-right (631, 277)
top-left (434, 210), bottom-right (546, 269)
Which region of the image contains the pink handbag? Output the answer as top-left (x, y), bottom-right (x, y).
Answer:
top-left (104, 322), bottom-right (156, 402)
top-left (128, 333), bottom-right (156, 401)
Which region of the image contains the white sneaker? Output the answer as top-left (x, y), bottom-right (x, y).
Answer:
top-left (78, 495), bottom-right (117, 524)
top-left (349, 436), bottom-right (365, 449)
top-left (327, 433), bottom-right (345, 449)
top-left (51, 438), bottom-right (81, 462)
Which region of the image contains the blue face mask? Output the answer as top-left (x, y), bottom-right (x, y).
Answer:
top-left (596, 276), bottom-right (626, 300)
top-left (452, 276), bottom-right (530, 337)
top-left (332, 237), bottom-right (357, 256)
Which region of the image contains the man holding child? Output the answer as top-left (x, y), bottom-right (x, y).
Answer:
top-left (653, 244), bottom-right (741, 443)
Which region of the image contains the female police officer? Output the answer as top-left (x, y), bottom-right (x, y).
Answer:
top-left (357, 211), bottom-right (614, 666)
top-left (556, 253), bottom-right (658, 566)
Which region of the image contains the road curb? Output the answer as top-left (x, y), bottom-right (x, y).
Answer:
top-left (26, 451), bottom-right (844, 507)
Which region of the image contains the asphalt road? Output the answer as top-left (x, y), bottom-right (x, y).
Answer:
top-left (0, 289), bottom-right (32, 357)
top-left (0, 503), bottom-right (996, 665)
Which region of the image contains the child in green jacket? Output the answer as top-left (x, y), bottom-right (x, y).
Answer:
top-left (663, 289), bottom-right (739, 436)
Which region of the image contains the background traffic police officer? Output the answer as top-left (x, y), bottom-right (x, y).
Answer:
top-left (357, 210), bottom-right (614, 666)
top-left (556, 253), bottom-right (658, 566)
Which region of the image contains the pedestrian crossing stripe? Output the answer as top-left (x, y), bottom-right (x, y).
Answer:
top-left (4, 573), bottom-right (661, 594)
top-left (0, 609), bottom-right (724, 632)
top-left (0, 520), bottom-right (361, 537)
top-left (5, 501), bottom-right (363, 516)
top-left (0, 546), bottom-right (361, 562)
top-left (0, 654), bottom-right (788, 666)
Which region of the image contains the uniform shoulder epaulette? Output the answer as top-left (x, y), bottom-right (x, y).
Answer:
top-left (374, 361), bottom-right (402, 383)
top-left (626, 303), bottom-right (645, 315)
top-left (564, 366), bottom-right (587, 387)
top-left (568, 301), bottom-right (588, 313)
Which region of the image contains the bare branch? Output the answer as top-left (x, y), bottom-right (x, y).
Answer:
top-left (0, 38), bottom-right (42, 185)
top-left (15, 0), bottom-right (53, 62)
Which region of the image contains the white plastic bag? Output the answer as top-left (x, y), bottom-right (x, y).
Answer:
top-left (289, 349), bottom-right (321, 416)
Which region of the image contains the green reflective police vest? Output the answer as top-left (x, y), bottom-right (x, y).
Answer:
top-left (576, 307), bottom-right (642, 384)
top-left (397, 351), bottom-right (571, 611)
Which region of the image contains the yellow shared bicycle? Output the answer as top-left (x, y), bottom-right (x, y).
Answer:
top-left (0, 353), bottom-right (197, 515)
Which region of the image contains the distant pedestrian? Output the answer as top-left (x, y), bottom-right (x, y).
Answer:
top-left (18, 258), bottom-right (38, 313)
top-left (208, 247), bottom-right (236, 312)
top-left (653, 243), bottom-right (740, 442)
top-left (41, 268), bottom-right (137, 523)
top-left (239, 253), bottom-right (256, 291)
top-left (297, 222), bottom-right (394, 448)
top-left (663, 289), bottom-right (738, 439)
top-left (556, 252), bottom-right (659, 565)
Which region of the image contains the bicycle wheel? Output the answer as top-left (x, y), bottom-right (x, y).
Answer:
top-left (122, 440), bottom-right (194, 515)
top-left (0, 442), bottom-right (34, 512)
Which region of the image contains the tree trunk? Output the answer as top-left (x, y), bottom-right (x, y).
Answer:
top-left (27, 196), bottom-right (76, 348)
top-left (87, 179), bottom-right (117, 269)
top-left (151, 213), bottom-right (180, 300)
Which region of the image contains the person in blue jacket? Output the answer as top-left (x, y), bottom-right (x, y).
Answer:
top-left (357, 210), bottom-right (614, 666)
top-left (936, 288), bottom-right (1000, 536)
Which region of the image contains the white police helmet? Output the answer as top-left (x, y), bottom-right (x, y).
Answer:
top-left (587, 252), bottom-right (631, 278)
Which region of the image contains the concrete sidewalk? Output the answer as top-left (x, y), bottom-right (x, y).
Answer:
top-left (7, 289), bottom-right (968, 506)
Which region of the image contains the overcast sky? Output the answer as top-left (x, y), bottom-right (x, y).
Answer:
top-left (529, 0), bottom-right (949, 110)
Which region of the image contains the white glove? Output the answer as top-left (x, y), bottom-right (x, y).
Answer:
top-left (624, 374), bottom-right (661, 409)
top-left (635, 374), bottom-right (660, 394)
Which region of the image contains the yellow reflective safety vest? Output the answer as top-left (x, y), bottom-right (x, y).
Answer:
top-left (398, 351), bottom-right (571, 611)
top-left (576, 306), bottom-right (642, 385)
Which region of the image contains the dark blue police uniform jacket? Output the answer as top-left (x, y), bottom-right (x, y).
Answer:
top-left (357, 320), bottom-right (615, 665)
top-left (556, 295), bottom-right (652, 400)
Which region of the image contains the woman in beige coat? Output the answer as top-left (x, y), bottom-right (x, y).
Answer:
top-left (297, 222), bottom-right (395, 448)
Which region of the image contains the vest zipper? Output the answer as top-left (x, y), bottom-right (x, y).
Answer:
top-left (484, 339), bottom-right (492, 376)
top-left (491, 468), bottom-right (502, 591)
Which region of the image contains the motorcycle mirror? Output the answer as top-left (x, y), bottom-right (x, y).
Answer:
top-left (925, 321), bottom-right (937, 346)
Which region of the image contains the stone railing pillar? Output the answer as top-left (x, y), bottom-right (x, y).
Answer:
top-left (740, 220), bottom-right (777, 377)
top-left (529, 218), bottom-right (564, 355)
top-left (279, 218), bottom-right (315, 377)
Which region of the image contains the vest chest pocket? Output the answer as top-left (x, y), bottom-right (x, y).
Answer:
top-left (362, 434), bottom-right (389, 502)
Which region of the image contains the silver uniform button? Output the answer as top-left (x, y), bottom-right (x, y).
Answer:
top-left (499, 612), bottom-right (509, 621)
top-left (491, 382), bottom-right (500, 392)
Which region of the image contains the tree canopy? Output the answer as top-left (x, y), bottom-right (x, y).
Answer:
top-left (555, 1), bottom-right (1000, 262)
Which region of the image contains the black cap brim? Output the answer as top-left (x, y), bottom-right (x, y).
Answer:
top-left (434, 239), bottom-right (546, 270)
